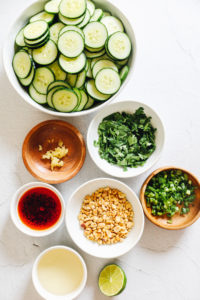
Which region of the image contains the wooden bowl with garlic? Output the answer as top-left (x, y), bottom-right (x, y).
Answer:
top-left (22, 120), bottom-right (86, 184)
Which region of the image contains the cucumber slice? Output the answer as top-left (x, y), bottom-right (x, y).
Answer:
top-left (59, 0), bottom-right (86, 19)
top-left (119, 65), bottom-right (129, 83)
top-left (76, 89), bottom-right (88, 111)
top-left (116, 58), bottom-right (129, 66)
top-left (49, 60), bottom-right (67, 80)
top-left (29, 84), bottom-right (47, 104)
top-left (92, 59), bottom-right (118, 78)
top-left (86, 59), bottom-right (92, 78)
top-left (85, 48), bottom-right (106, 58)
top-left (59, 53), bottom-right (86, 73)
top-left (78, 9), bottom-right (90, 28)
top-left (75, 70), bottom-right (86, 88)
top-left (86, 0), bottom-right (95, 17)
top-left (47, 84), bottom-right (69, 107)
top-left (91, 54), bottom-right (110, 68)
top-left (32, 40), bottom-right (58, 65)
top-left (95, 68), bottom-right (121, 94)
top-left (50, 22), bottom-right (65, 43)
top-left (107, 32), bottom-right (131, 60)
top-left (24, 30), bottom-right (49, 45)
top-left (52, 88), bottom-right (78, 112)
top-left (30, 11), bottom-right (55, 24)
top-left (86, 79), bottom-right (110, 101)
top-left (59, 25), bottom-right (84, 38)
top-left (85, 45), bottom-right (104, 52)
top-left (102, 11), bottom-right (111, 17)
top-left (19, 66), bottom-right (35, 86)
top-left (83, 21), bottom-right (107, 48)
top-left (58, 12), bottom-right (85, 25)
top-left (66, 73), bottom-right (77, 87)
top-left (101, 16), bottom-right (124, 36)
top-left (48, 80), bottom-right (70, 92)
top-left (33, 67), bottom-right (55, 94)
top-left (84, 96), bottom-right (94, 109)
top-left (45, 0), bottom-right (61, 14)
top-left (23, 20), bottom-right (48, 40)
top-left (90, 8), bottom-right (103, 22)
top-left (15, 27), bottom-right (25, 47)
top-left (58, 30), bottom-right (84, 58)
top-left (25, 35), bottom-right (50, 49)
top-left (73, 87), bottom-right (82, 110)
top-left (13, 51), bottom-right (32, 79)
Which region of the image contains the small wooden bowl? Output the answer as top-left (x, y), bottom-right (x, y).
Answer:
top-left (140, 166), bottom-right (200, 230)
top-left (22, 120), bottom-right (86, 184)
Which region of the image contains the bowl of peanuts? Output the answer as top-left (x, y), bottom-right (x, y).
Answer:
top-left (65, 178), bottom-right (144, 258)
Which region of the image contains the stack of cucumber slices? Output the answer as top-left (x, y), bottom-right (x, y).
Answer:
top-left (13, 0), bottom-right (132, 113)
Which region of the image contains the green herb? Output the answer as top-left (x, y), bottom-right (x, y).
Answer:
top-left (145, 169), bottom-right (196, 221)
top-left (94, 107), bottom-right (156, 171)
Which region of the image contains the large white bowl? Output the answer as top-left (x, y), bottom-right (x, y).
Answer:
top-left (65, 178), bottom-right (144, 258)
top-left (3, 0), bottom-right (136, 117)
top-left (87, 100), bottom-right (165, 178)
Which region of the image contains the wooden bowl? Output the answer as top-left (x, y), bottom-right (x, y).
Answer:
top-left (22, 120), bottom-right (86, 184)
top-left (140, 166), bottom-right (200, 230)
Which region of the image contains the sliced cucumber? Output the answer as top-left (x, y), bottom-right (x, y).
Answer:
top-left (119, 65), bottom-right (129, 83)
top-left (13, 51), bottom-right (32, 79)
top-left (59, 0), bottom-right (86, 19)
top-left (83, 21), bottom-right (107, 48)
top-left (85, 48), bottom-right (106, 58)
top-left (52, 88), bottom-right (78, 112)
top-left (107, 32), bottom-right (131, 60)
top-left (66, 73), bottom-right (77, 87)
top-left (85, 45), bottom-right (104, 52)
top-left (59, 53), bottom-right (86, 73)
top-left (86, 0), bottom-right (95, 17)
top-left (47, 86), bottom-right (61, 107)
top-left (95, 68), bottom-right (121, 94)
top-left (86, 59), bottom-right (92, 78)
top-left (102, 11), bottom-right (111, 17)
top-left (29, 84), bottom-right (47, 104)
top-left (73, 87), bottom-right (82, 110)
top-left (78, 9), bottom-right (90, 28)
top-left (45, 0), bottom-right (61, 14)
top-left (75, 70), bottom-right (86, 88)
top-left (90, 8), bottom-right (103, 22)
top-left (32, 40), bottom-right (58, 65)
top-left (30, 11), bottom-right (55, 24)
top-left (58, 12), bottom-right (85, 25)
top-left (59, 25), bottom-right (84, 38)
top-left (101, 16), bottom-right (124, 36)
top-left (25, 35), bottom-right (50, 49)
top-left (116, 58), bottom-right (129, 66)
top-left (50, 22), bottom-right (65, 43)
top-left (58, 30), bottom-right (84, 58)
top-left (33, 67), bottom-right (55, 94)
top-left (19, 66), bottom-right (35, 86)
top-left (15, 27), bottom-right (25, 47)
top-left (91, 54), bottom-right (110, 68)
top-left (48, 80), bottom-right (70, 92)
top-left (49, 60), bottom-right (67, 80)
top-left (86, 79), bottom-right (110, 101)
top-left (23, 20), bottom-right (48, 40)
top-left (92, 59), bottom-right (118, 78)
top-left (84, 96), bottom-right (94, 109)
top-left (24, 30), bottom-right (49, 45)
top-left (76, 89), bottom-right (88, 111)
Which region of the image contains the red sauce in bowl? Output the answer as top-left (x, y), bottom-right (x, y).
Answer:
top-left (17, 187), bottom-right (62, 230)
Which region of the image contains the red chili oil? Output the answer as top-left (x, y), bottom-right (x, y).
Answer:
top-left (17, 187), bottom-right (62, 230)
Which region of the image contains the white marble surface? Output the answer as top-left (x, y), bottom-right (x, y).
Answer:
top-left (0, 0), bottom-right (200, 299)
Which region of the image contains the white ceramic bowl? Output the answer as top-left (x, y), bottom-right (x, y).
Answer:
top-left (32, 245), bottom-right (87, 300)
top-left (87, 101), bottom-right (165, 178)
top-left (10, 182), bottom-right (65, 237)
top-left (3, 0), bottom-right (136, 117)
top-left (65, 178), bottom-right (144, 258)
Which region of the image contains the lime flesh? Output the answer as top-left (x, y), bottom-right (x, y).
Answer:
top-left (98, 264), bottom-right (127, 296)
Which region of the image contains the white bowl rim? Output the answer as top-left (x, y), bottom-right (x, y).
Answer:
top-left (65, 177), bottom-right (145, 258)
top-left (10, 181), bottom-right (65, 237)
top-left (32, 245), bottom-right (87, 300)
top-left (3, 0), bottom-right (137, 117)
top-left (87, 100), bottom-right (165, 178)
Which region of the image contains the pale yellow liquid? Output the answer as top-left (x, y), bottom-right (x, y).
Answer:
top-left (37, 248), bottom-right (84, 296)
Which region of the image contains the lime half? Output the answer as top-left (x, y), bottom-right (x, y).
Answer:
top-left (98, 264), bottom-right (127, 296)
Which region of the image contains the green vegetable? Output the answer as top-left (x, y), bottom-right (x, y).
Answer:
top-left (94, 107), bottom-right (156, 171)
top-left (145, 169), bottom-right (196, 221)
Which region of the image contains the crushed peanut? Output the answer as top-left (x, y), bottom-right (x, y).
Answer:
top-left (41, 140), bottom-right (68, 171)
top-left (78, 187), bottom-right (134, 245)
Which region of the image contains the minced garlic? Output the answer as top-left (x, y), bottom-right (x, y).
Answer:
top-left (38, 145), bottom-right (43, 151)
top-left (42, 140), bottom-right (68, 171)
